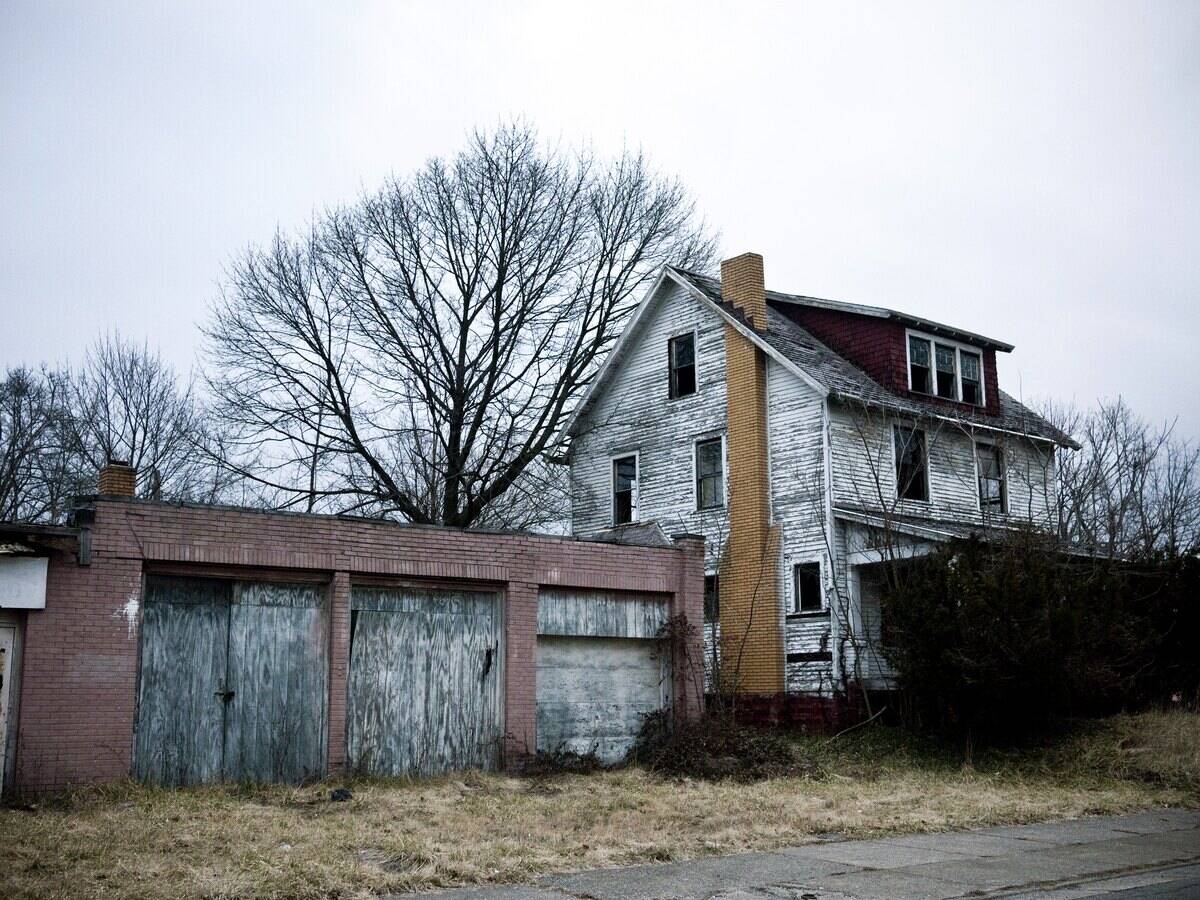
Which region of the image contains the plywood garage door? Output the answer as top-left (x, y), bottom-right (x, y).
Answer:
top-left (347, 586), bottom-right (503, 777)
top-left (536, 589), bottom-right (670, 763)
top-left (134, 576), bottom-right (328, 786)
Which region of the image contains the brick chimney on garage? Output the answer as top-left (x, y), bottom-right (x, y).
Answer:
top-left (98, 460), bottom-right (137, 497)
top-left (718, 252), bottom-right (784, 694)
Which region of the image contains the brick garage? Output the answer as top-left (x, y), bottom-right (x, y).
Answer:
top-left (0, 494), bottom-right (703, 794)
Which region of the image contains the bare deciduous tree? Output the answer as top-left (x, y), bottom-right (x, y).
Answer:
top-left (64, 333), bottom-right (228, 502)
top-left (1045, 397), bottom-right (1200, 557)
top-left (206, 124), bottom-right (714, 527)
top-left (0, 366), bottom-right (78, 522)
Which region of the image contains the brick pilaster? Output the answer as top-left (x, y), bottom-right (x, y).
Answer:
top-left (326, 571), bottom-right (351, 772)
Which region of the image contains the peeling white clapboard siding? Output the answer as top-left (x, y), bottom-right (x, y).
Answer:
top-left (828, 401), bottom-right (1058, 528)
top-left (569, 280), bottom-right (731, 572)
top-left (766, 358), bottom-right (836, 692)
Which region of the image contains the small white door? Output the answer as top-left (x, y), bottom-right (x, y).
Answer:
top-left (0, 626), bottom-right (15, 789)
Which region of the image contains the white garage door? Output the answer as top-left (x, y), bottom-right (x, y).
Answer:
top-left (536, 635), bottom-right (669, 763)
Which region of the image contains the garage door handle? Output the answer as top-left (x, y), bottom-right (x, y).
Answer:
top-left (215, 690), bottom-right (235, 703)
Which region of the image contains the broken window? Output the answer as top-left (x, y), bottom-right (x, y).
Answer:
top-left (976, 442), bottom-right (1006, 511)
top-left (704, 574), bottom-right (719, 623)
top-left (793, 562), bottom-right (823, 614)
top-left (935, 343), bottom-right (957, 397)
top-left (894, 425), bottom-right (929, 502)
top-left (668, 332), bottom-right (696, 399)
top-left (612, 455), bottom-right (638, 525)
top-left (960, 350), bottom-right (982, 405)
top-left (694, 437), bottom-right (724, 510)
top-left (908, 335), bottom-right (932, 394)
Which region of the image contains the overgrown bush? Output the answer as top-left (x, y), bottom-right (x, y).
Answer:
top-left (627, 710), bottom-right (822, 781)
top-left (880, 531), bottom-right (1199, 745)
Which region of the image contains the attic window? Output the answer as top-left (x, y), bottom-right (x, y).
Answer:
top-left (961, 351), bottom-right (982, 405)
top-left (668, 332), bottom-right (696, 399)
top-left (935, 344), bottom-right (957, 397)
top-left (908, 336), bottom-right (932, 394)
top-left (907, 330), bottom-right (986, 405)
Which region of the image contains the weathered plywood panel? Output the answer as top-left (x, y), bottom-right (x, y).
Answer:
top-left (223, 583), bottom-right (328, 784)
top-left (536, 636), bottom-right (669, 763)
top-left (134, 577), bottom-right (230, 787)
top-left (537, 589), bottom-right (668, 639)
top-left (347, 586), bottom-right (503, 778)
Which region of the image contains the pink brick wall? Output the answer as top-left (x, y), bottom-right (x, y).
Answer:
top-left (11, 500), bottom-right (704, 792)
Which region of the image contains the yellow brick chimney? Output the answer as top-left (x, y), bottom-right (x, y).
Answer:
top-left (718, 252), bottom-right (784, 694)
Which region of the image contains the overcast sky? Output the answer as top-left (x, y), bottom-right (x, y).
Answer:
top-left (3, 1), bottom-right (1198, 440)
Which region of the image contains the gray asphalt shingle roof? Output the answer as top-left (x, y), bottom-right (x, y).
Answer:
top-left (670, 267), bottom-right (1076, 448)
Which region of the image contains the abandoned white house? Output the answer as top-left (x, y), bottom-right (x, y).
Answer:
top-left (566, 252), bottom-right (1076, 707)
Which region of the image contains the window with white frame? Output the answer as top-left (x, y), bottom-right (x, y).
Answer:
top-left (694, 437), bottom-right (724, 510)
top-left (612, 455), bottom-right (638, 525)
top-left (976, 442), bottom-right (1006, 511)
top-left (792, 561), bottom-right (823, 614)
top-left (894, 425), bottom-right (929, 502)
top-left (906, 331), bottom-right (985, 406)
top-left (668, 332), bottom-right (696, 399)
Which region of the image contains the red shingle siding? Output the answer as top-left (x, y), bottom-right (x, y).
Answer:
top-left (779, 305), bottom-right (908, 393)
top-left (777, 305), bottom-right (1002, 416)
top-left (11, 501), bottom-right (704, 793)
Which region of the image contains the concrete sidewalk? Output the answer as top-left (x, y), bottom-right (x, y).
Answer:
top-left (409, 809), bottom-right (1200, 899)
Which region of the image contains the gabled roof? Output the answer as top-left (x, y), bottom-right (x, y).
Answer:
top-left (668, 268), bottom-right (1076, 448)
top-left (566, 265), bottom-right (1076, 449)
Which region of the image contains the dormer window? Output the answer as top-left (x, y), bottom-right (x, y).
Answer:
top-left (935, 344), bottom-right (957, 396)
top-left (960, 351), bottom-right (982, 405)
top-left (908, 336), bottom-right (932, 394)
top-left (668, 332), bottom-right (696, 399)
top-left (906, 330), bottom-right (985, 406)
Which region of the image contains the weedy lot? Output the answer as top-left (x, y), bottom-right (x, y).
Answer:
top-left (2, 711), bottom-right (1197, 900)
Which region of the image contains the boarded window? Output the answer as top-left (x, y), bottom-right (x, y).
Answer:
top-left (695, 437), bottom-right (723, 509)
top-left (703, 574), bottom-right (719, 623)
top-left (612, 455), bottom-right (638, 525)
top-left (935, 343), bottom-right (957, 397)
top-left (977, 442), bottom-right (1006, 511)
top-left (894, 425), bottom-right (929, 501)
top-left (908, 335), bottom-right (932, 394)
top-left (792, 562), bottom-right (823, 614)
top-left (961, 350), bottom-right (983, 405)
top-left (668, 333), bottom-right (696, 399)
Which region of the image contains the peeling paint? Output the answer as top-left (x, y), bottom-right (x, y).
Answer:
top-left (114, 592), bottom-right (140, 638)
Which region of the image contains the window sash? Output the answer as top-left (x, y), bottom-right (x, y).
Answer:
top-left (976, 444), bottom-right (1005, 509)
top-left (612, 456), bottom-right (637, 524)
top-left (704, 574), bottom-right (719, 622)
top-left (935, 344), bottom-right (957, 396)
top-left (894, 426), bottom-right (929, 501)
top-left (961, 351), bottom-right (982, 405)
top-left (669, 334), bottom-right (697, 398)
top-left (695, 438), bottom-right (723, 510)
top-left (793, 562), bottom-right (822, 613)
top-left (908, 336), bottom-right (932, 394)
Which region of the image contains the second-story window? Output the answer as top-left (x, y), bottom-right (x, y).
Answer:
top-left (612, 455), bottom-right (638, 525)
top-left (976, 442), bottom-right (1006, 511)
top-left (908, 335), bottom-right (932, 394)
top-left (894, 425), bottom-right (929, 501)
top-left (695, 437), bottom-right (724, 510)
top-left (668, 332), bottom-right (696, 399)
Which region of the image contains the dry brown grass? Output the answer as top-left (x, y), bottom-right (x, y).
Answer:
top-left (2, 711), bottom-right (1196, 900)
